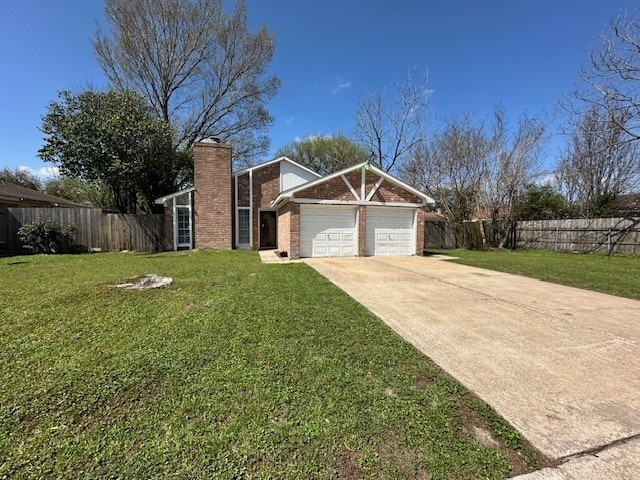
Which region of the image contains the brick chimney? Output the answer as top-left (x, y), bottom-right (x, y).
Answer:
top-left (193, 139), bottom-right (233, 249)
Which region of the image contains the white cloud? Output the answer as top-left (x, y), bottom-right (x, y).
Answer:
top-left (285, 116), bottom-right (297, 125)
top-left (18, 165), bottom-right (59, 179)
top-left (538, 173), bottom-right (557, 187)
top-left (331, 79), bottom-right (352, 95)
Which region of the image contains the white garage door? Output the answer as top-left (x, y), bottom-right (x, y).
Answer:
top-left (366, 207), bottom-right (415, 256)
top-left (300, 205), bottom-right (357, 258)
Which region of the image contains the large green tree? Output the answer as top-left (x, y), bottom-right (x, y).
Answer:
top-left (44, 176), bottom-right (117, 210)
top-left (275, 135), bottom-right (369, 175)
top-left (513, 184), bottom-right (572, 221)
top-left (94, 0), bottom-right (279, 167)
top-left (39, 90), bottom-right (191, 213)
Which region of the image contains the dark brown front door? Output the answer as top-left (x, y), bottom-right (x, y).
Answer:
top-left (259, 211), bottom-right (277, 249)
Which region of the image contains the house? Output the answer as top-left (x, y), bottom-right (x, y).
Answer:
top-left (0, 182), bottom-right (85, 208)
top-left (155, 139), bottom-right (435, 259)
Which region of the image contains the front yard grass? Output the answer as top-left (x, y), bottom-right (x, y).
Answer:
top-left (1, 251), bottom-right (544, 478)
top-left (427, 248), bottom-right (640, 300)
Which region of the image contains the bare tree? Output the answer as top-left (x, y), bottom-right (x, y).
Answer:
top-left (402, 114), bottom-right (489, 247)
top-left (557, 101), bottom-right (640, 216)
top-left (402, 107), bottom-right (546, 247)
top-left (94, 0), bottom-right (279, 166)
top-left (353, 70), bottom-right (429, 172)
top-left (579, 11), bottom-right (640, 141)
top-left (482, 107), bottom-right (546, 246)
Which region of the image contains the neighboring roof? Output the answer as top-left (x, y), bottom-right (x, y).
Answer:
top-left (233, 156), bottom-right (322, 178)
top-left (0, 182), bottom-right (87, 208)
top-left (272, 162), bottom-right (436, 206)
top-left (154, 187), bottom-right (195, 205)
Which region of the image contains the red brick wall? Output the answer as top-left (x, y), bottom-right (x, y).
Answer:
top-left (277, 204), bottom-right (291, 254)
top-left (358, 206), bottom-right (367, 256)
top-left (343, 171), bottom-right (361, 199)
top-left (415, 208), bottom-right (425, 255)
top-left (251, 162), bottom-right (281, 249)
top-left (372, 181), bottom-right (423, 204)
top-left (289, 203), bottom-right (300, 259)
top-left (277, 202), bottom-right (300, 259)
top-left (193, 141), bottom-right (232, 249)
top-left (364, 171), bottom-right (378, 199)
top-left (296, 175), bottom-right (354, 201)
top-left (296, 169), bottom-right (421, 204)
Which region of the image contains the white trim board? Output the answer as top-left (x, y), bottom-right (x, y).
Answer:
top-left (293, 198), bottom-right (425, 208)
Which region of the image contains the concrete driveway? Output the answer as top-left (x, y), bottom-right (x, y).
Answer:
top-left (304, 256), bottom-right (640, 476)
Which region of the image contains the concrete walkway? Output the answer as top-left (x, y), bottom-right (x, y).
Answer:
top-left (304, 256), bottom-right (640, 477)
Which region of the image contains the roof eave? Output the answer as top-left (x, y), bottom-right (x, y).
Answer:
top-left (154, 187), bottom-right (195, 205)
top-left (233, 156), bottom-right (322, 178)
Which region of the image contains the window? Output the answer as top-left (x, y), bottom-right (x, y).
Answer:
top-left (176, 207), bottom-right (191, 246)
top-left (238, 208), bottom-right (250, 244)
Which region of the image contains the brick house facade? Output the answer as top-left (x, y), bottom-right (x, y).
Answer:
top-left (155, 140), bottom-right (435, 258)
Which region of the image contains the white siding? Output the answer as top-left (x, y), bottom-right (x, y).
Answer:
top-left (280, 161), bottom-right (319, 192)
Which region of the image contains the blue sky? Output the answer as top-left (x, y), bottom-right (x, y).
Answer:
top-left (1, 0), bottom-right (638, 178)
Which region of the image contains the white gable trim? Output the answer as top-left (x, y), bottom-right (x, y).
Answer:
top-left (233, 156), bottom-right (321, 178)
top-left (272, 162), bottom-right (436, 207)
top-left (341, 174), bottom-right (360, 201)
top-left (366, 177), bottom-right (385, 201)
top-left (293, 198), bottom-right (425, 208)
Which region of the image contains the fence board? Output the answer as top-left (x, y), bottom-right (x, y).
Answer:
top-left (424, 221), bottom-right (483, 249)
top-left (101, 214), bottom-right (165, 252)
top-left (0, 207), bottom-right (164, 253)
top-left (516, 217), bottom-right (640, 254)
top-left (424, 221), bottom-right (457, 248)
top-left (425, 217), bottom-right (640, 254)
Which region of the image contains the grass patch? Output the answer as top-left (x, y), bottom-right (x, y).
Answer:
top-left (1, 251), bottom-right (545, 478)
top-left (427, 248), bottom-right (640, 300)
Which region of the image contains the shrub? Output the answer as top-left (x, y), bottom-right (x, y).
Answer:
top-left (17, 219), bottom-right (78, 254)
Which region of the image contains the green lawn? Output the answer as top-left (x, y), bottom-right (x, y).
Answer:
top-left (427, 248), bottom-right (640, 300)
top-left (0, 251), bottom-right (544, 479)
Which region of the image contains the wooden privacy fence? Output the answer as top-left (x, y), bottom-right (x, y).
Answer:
top-left (0, 207), bottom-right (165, 253)
top-left (516, 217), bottom-right (640, 255)
top-left (101, 214), bottom-right (165, 252)
top-left (424, 220), bottom-right (483, 249)
top-left (424, 220), bottom-right (457, 248)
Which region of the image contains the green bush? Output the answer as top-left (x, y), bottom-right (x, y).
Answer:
top-left (17, 219), bottom-right (79, 254)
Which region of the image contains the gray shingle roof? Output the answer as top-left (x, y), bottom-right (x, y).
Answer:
top-left (0, 182), bottom-right (87, 208)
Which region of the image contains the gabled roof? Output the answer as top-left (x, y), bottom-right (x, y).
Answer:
top-left (0, 182), bottom-right (87, 208)
top-left (233, 156), bottom-right (322, 178)
top-left (272, 162), bottom-right (436, 206)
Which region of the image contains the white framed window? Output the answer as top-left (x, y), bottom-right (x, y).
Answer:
top-left (176, 206), bottom-right (191, 247)
top-left (238, 208), bottom-right (250, 245)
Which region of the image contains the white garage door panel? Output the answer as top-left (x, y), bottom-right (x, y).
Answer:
top-left (366, 207), bottom-right (414, 256)
top-left (300, 206), bottom-right (357, 257)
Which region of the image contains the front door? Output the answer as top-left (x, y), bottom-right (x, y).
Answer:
top-left (259, 211), bottom-right (277, 249)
